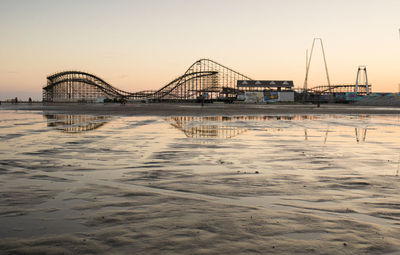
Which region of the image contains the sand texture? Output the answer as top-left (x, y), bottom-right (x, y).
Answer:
top-left (0, 110), bottom-right (400, 254)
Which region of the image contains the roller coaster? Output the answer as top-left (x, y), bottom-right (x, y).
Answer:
top-left (307, 84), bottom-right (371, 95)
top-left (43, 57), bottom-right (372, 103)
top-left (43, 59), bottom-right (252, 102)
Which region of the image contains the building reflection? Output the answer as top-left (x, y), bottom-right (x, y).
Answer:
top-left (166, 115), bottom-right (371, 144)
top-left (44, 114), bottom-right (111, 133)
top-left (165, 115), bottom-right (318, 139)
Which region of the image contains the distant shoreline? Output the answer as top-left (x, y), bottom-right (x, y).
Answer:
top-left (1, 102), bottom-right (400, 116)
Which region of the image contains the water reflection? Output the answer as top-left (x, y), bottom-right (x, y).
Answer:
top-left (324, 128), bottom-right (329, 144)
top-left (303, 127), bottom-right (370, 143)
top-left (44, 114), bottom-right (111, 133)
top-left (42, 114), bottom-right (374, 145)
top-left (165, 116), bottom-right (246, 139)
top-left (355, 128), bottom-right (368, 143)
top-left (165, 115), bottom-right (318, 139)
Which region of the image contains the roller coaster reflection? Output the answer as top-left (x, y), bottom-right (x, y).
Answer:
top-left (44, 114), bottom-right (370, 144)
top-left (165, 115), bottom-right (318, 139)
top-left (44, 114), bottom-right (111, 133)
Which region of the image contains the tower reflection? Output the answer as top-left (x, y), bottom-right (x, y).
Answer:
top-left (355, 128), bottom-right (368, 143)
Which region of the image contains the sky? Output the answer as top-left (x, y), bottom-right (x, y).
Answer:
top-left (0, 0), bottom-right (399, 100)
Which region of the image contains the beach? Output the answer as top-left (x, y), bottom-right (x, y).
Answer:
top-left (0, 105), bottom-right (400, 254)
top-left (2, 102), bottom-right (400, 116)
top-left (3, 0), bottom-right (400, 252)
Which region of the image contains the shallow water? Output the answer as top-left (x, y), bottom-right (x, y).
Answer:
top-left (1, 111), bottom-right (400, 254)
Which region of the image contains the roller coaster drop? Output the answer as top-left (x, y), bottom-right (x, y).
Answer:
top-left (43, 59), bottom-right (252, 102)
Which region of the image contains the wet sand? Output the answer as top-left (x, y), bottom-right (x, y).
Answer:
top-left (2, 102), bottom-right (400, 116)
top-left (1, 110), bottom-right (400, 254)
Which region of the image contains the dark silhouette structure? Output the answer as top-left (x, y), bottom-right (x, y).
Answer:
top-left (42, 59), bottom-right (251, 102)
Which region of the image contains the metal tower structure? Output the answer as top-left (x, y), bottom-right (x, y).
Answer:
top-left (355, 66), bottom-right (369, 95)
top-left (303, 38), bottom-right (331, 91)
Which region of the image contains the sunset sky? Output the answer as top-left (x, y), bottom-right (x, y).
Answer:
top-left (1, 0), bottom-right (399, 100)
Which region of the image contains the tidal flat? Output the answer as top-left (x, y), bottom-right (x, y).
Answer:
top-left (0, 110), bottom-right (400, 254)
